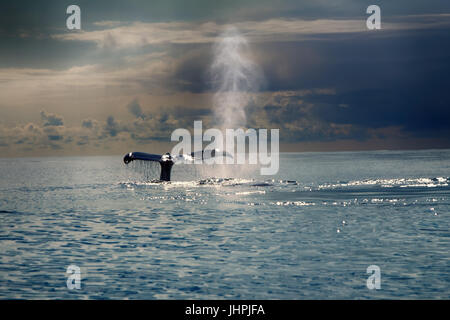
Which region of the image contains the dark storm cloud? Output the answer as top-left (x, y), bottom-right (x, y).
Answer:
top-left (245, 90), bottom-right (369, 143)
top-left (141, 25), bottom-right (450, 144)
top-left (171, 46), bottom-right (213, 93)
top-left (127, 99), bottom-right (145, 119)
top-left (256, 29), bottom-right (450, 141)
top-left (114, 23), bottom-right (450, 145)
top-left (310, 86), bottom-right (450, 134)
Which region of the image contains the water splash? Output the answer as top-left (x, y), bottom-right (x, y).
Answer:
top-left (126, 160), bottom-right (160, 181)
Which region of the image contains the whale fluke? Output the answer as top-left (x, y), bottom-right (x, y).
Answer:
top-left (123, 149), bottom-right (232, 181)
top-left (123, 152), bottom-right (173, 181)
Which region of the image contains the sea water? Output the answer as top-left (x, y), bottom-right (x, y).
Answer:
top-left (0, 150), bottom-right (449, 299)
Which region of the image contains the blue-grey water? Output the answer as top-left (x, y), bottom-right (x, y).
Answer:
top-left (0, 150), bottom-right (449, 299)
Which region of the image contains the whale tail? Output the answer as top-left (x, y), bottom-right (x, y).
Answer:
top-left (123, 149), bottom-right (232, 181)
top-left (123, 152), bottom-right (174, 181)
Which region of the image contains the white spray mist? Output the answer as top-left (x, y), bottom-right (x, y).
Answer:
top-left (208, 26), bottom-right (264, 179)
top-left (211, 26), bottom-right (262, 130)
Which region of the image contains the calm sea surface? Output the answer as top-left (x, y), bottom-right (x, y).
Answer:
top-left (0, 150), bottom-right (449, 299)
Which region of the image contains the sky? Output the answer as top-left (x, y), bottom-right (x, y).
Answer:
top-left (0, 0), bottom-right (449, 157)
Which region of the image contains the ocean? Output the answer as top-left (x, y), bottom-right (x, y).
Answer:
top-left (0, 150), bottom-right (449, 299)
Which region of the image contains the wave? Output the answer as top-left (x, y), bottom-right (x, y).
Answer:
top-left (120, 176), bottom-right (450, 192)
top-left (318, 177), bottom-right (450, 190)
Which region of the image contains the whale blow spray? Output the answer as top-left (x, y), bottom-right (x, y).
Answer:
top-left (211, 26), bottom-right (262, 130)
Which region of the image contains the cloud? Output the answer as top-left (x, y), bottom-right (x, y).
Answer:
top-left (0, 100), bottom-right (213, 156)
top-left (47, 134), bottom-right (62, 141)
top-left (92, 21), bottom-right (126, 28)
top-left (245, 90), bottom-right (385, 143)
top-left (82, 119), bottom-right (95, 129)
top-left (40, 110), bottom-right (64, 126)
top-left (125, 103), bottom-right (212, 142)
top-left (104, 115), bottom-right (122, 137)
top-left (126, 99), bottom-right (145, 119)
top-left (76, 135), bottom-right (89, 146)
top-left (52, 15), bottom-right (450, 49)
